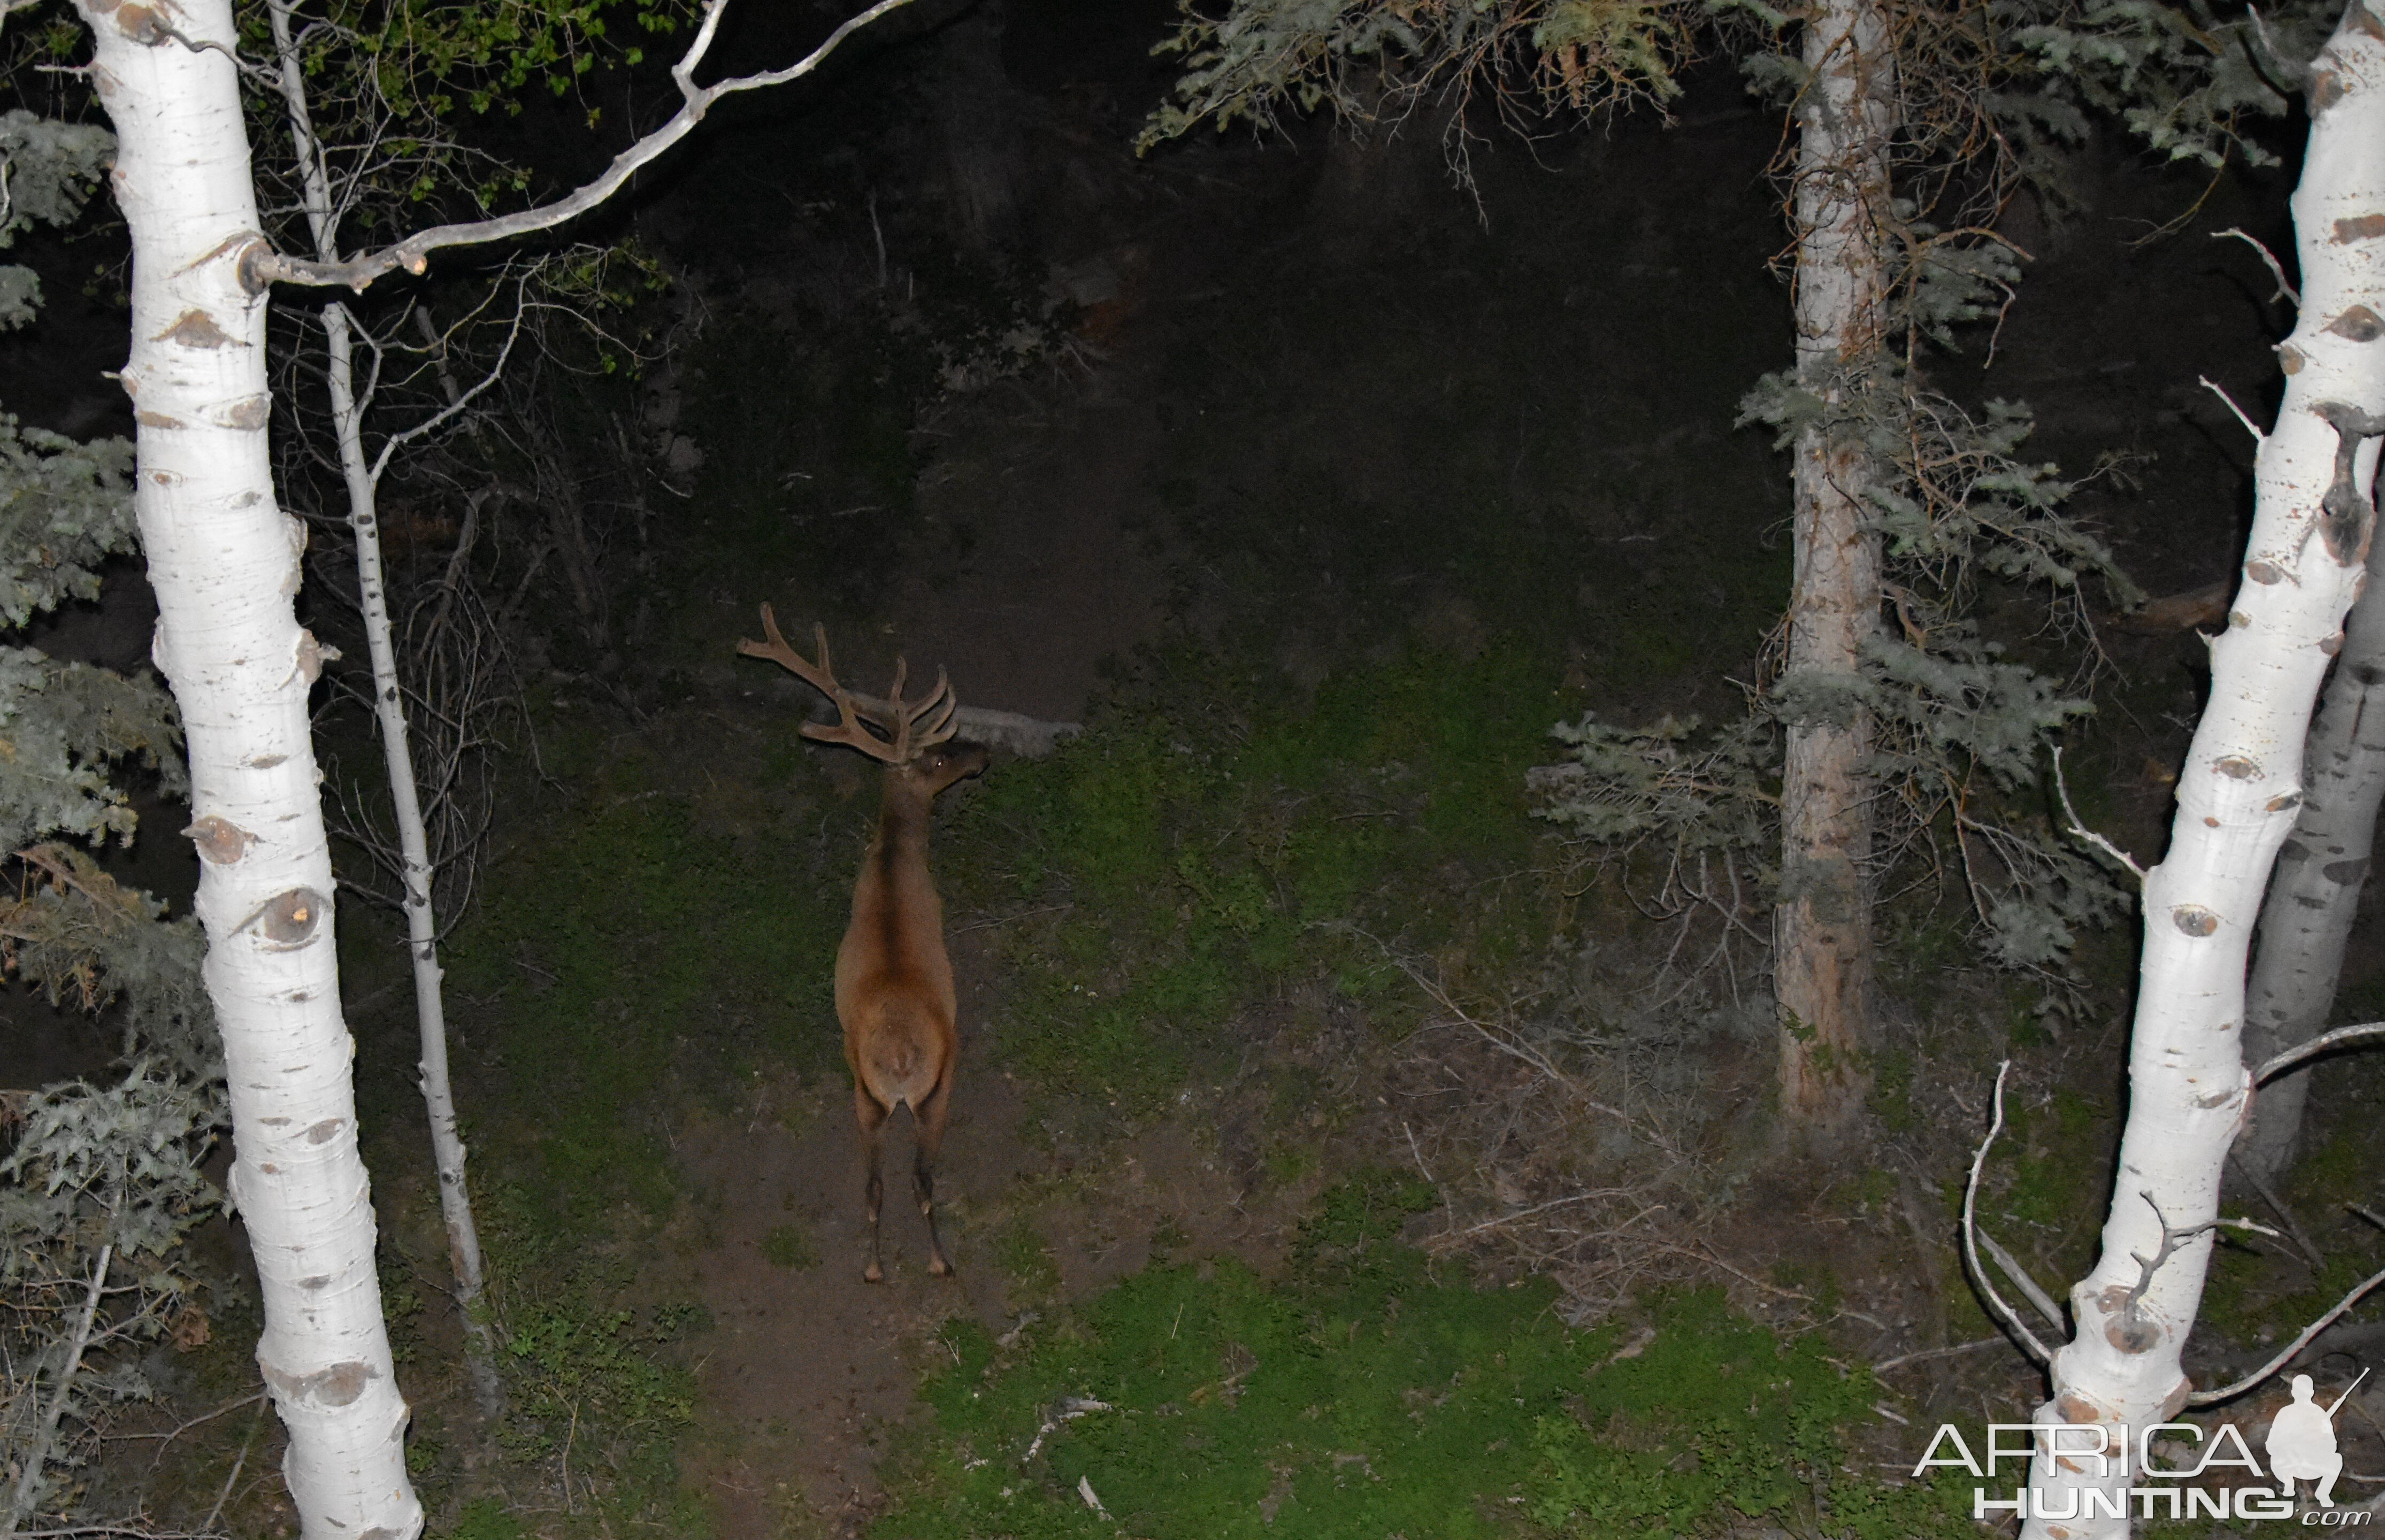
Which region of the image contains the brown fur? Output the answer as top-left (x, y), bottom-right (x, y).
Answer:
top-left (832, 743), bottom-right (986, 1281)
top-left (735, 607), bottom-right (988, 1282)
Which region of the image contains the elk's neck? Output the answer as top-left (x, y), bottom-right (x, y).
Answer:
top-left (872, 779), bottom-right (935, 863)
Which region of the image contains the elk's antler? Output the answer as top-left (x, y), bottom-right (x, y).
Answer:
top-left (737, 604), bottom-right (957, 764)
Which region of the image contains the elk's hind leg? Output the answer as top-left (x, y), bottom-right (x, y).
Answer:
top-left (855, 1083), bottom-right (891, 1283)
top-left (914, 1073), bottom-right (955, 1277)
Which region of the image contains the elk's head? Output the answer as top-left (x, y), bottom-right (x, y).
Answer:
top-left (737, 605), bottom-right (987, 800)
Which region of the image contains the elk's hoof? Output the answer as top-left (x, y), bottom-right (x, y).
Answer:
top-left (863, 1262), bottom-right (884, 1283)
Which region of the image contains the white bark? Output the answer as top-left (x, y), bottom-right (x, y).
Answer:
top-left (2238, 526), bottom-right (2385, 1183)
top-left (1775, 0), bottom-right (1895, 1135)
top-left (2021, 5), bottom-right (2385, 1532)
top-left (75, 1), bottom-right (420, 1534)
top-left (263, 0), bottom-right (500, 1420)
top-left (326, 299), bottom-right (502, 1417)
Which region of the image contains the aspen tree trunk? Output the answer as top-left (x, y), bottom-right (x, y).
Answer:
top-left (324, 303), bottom-right (503, 1416)
top-left (2238, 529), bottom-right (2385, 1184)
top-left (1774, 0), bottom-right (1896, 1138)
top-left (263, 0), bottom-right (501, 1420)
top-left (74, 1), bottom-right (422, 1534)
top-left (2020, 6), bottom-right (2385, 1531)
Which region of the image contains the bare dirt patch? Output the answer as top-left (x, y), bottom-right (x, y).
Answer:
top-left (666, 922), bottom-right (1317, 1536)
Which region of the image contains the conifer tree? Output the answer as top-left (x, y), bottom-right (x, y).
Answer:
top-left (0, 98), bottom-right (220, 1539)
top-left (1144, 0), bottom-right (2133, 1139)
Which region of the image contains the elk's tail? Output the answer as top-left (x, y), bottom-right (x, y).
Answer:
top-left (859, 1000), bottom-right (945, 1111)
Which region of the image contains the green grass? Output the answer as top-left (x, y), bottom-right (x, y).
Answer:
top-left (874, 1176), bottom-right (1973, 1540)
top-left (443, 788), bottom-right (847, 1237)
top-left (996, 1220), bottom-right (1063, 1306)
top-left (2199, 1113), bottom-right (2385, 1342)
top-left (945, 641), bottom-right (1577, 1115)
top-left (489, 1295), bottom-right (711, 1535)
top-left (451, 1498), bottom-right (530, 1540)
top-left (354, 732), bottom-right (848, 1533)
top-left (763, 1222), bottom-right (821, 1270)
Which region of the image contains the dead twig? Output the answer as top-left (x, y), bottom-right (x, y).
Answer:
top-left (1960, 1063), bottom-right (2053, 1365)
top-left (2190, 1261), bottom-right (2385, 1406)
top-left (1876, 1337), bottom-right (2010, 1373)
top-left (1973, 1229), bottom-right (2065, 1331)
top-left (2228, 1151), bottom-right (2326, 1267)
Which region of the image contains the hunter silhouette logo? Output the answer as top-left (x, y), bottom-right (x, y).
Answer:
top-left (2270, 1372), bottom-right (2364, 1509)
top-left (1914, 1370), bottom-right (2373, 1526)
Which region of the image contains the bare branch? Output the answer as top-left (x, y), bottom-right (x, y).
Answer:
top-left (1427, 1189), bottom-right (1652, 1243)
top-left (1974, 1227), bottom-right (2065, 1330)
top-left (200, 1401), bottom-right (269, 1534)
top-left (2121, 1191), bottom-right (2214, 1322)
top-left (367, 276), bottom-right (533, 482)
top-left (2255, 1019), bottom-right (2385, 1083)
top-left (2215, 226), bottom-right (2301, 306)
top-left (2227, 1150), bottom-right (2325, 1266)
top-left (2190, 1260), bottom-right (2385, 1405)
top-left (1960, 1063), bottom-right (2053, 1364)
top-left (2202, 375), bottom-right (2269, 443)
top-left (1876, 1336), bottom-right (2009, 1373)
top-left (244, 0), bottom-right (920, 293)
top-left (2052, 745), bottom-right (2145, 882)
top-left (5, 1244), bottom-right (113, 1533)
top-left (16, 1528), bottom-right (237, 1539)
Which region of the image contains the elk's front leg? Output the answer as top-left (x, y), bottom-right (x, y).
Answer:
top-left (914, 1073), bottom-right (955, 1277)
top-left (855, 1083), bottom-right (891, 1283)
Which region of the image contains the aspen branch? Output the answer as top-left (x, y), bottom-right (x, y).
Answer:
top-left (2216, 226), bottom-right (2301, 307)
top-left (2201, 375), bottom-right (2269, 442)
top-left (2116, 1193), bottom-right (2269, 1330)
top-left (2051, 745), bottom-right (2144, 882)
top-left (1974, 1227), bottom-right (2065, 1330)
top-left (244, 0), bottom-right (919, 293)
top-left (2254, 1019), bottom-right (2385, 1082)
top-left (794, 695), bottom-right (1079, 758)
top-left (2189, 1259), bottom-right (2385, 1405)
top-left (940, 706), bottom-right (1081, 759)
top-left (366, 274), bottom-right (533, 482)
top-left (1960, 1063), bottom-right (2053, 1365)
